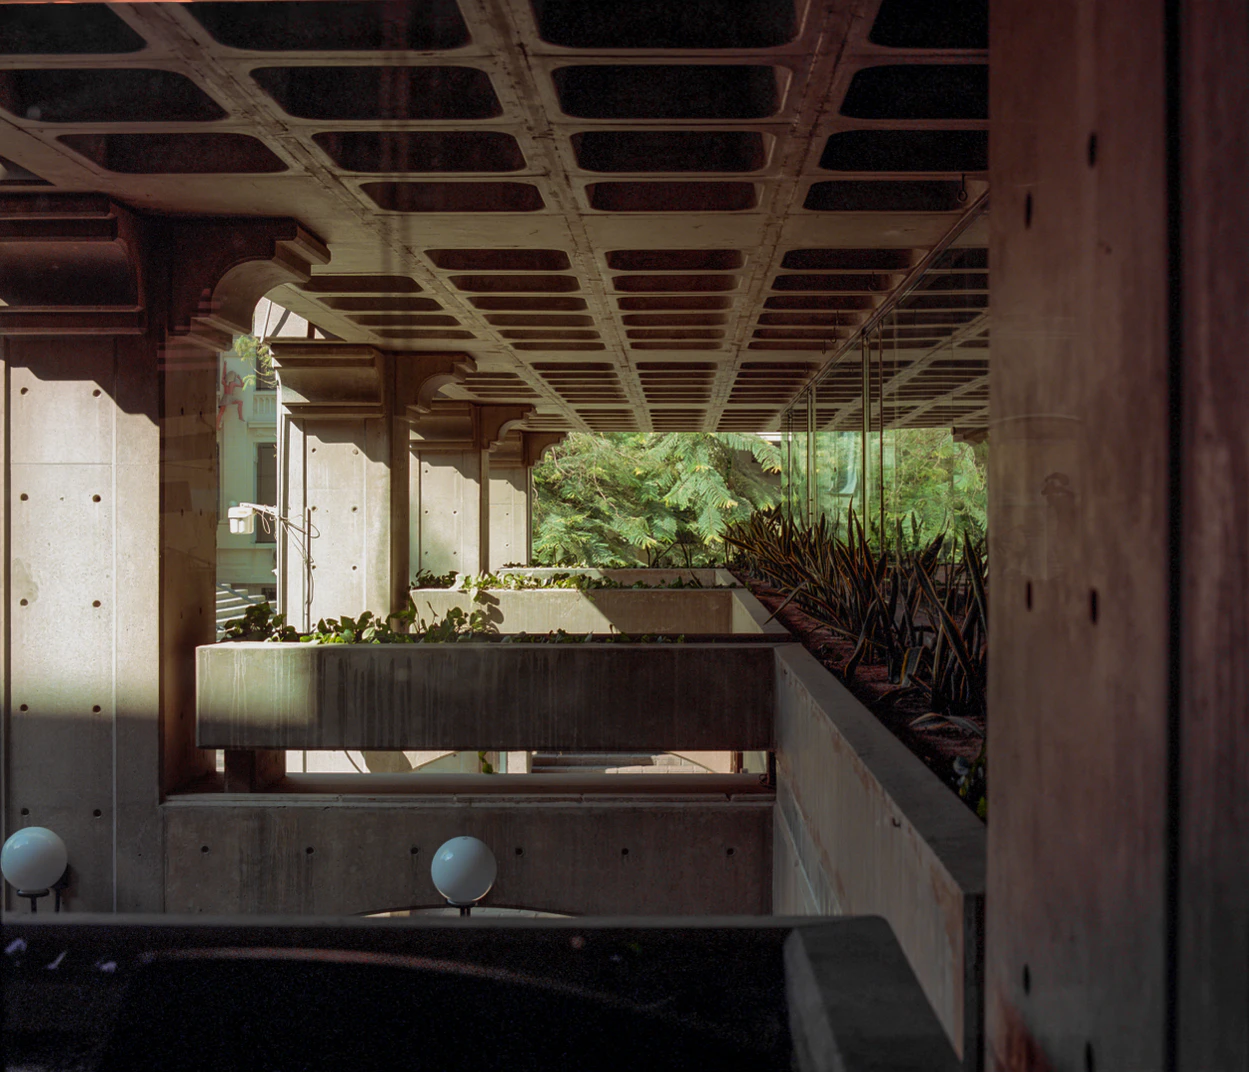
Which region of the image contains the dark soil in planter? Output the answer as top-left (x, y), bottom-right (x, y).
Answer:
top-left (738, 572), bottom-right (985, 818)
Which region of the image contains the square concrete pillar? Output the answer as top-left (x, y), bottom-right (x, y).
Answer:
top-left (489, 464), bottom-right (530, 570)
top-left (272, 344), bottom-right (409, 628)
top-left (413, 448), bottom-right (490, 577)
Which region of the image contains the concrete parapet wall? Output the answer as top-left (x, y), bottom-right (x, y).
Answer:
top-left (163, 792), bottom-right (773, 916)
top-left (197, 642), bottom-right (775, 751)
top-left (411, 586), bottom-right (786, 636)
top-left (771, 644), bottom-right (985, 1069)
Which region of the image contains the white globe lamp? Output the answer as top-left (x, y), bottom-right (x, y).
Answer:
top-left (430, 836), bottom-right (497, 916)
top-left (2, 827), bottom-right (68, 912)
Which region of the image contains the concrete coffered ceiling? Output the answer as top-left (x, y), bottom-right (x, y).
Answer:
top-left (0, 0), bottom-right (989, 433)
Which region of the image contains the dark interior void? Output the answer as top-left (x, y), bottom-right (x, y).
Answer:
top-left (189, 1), bottom-right (470, 51)
top-left (426, 249), bottom-right (570, 271)
top-left (0, 68), bottom-right (225, 123)
top-left (0, 3), bottom-right (146, 54)
top-left (623, 313), bottom-right (728, 325)
top-left (781, 248), bottom-right (913, 271)
top-left (772, 273), bottom-right (891, 292)
top-left (553, 65), bottom-right (779, 120)
top-left (607, 250), bottom-right (744, 271)
top-left (612, 274), bottom-right (737, 293)
top-left (820, 129), bottom-right (988, 172)
top-left (572, 130), bottom-right (767, 172)
top-left (450, 274), bottom-right (578, 292)
top-left (930, 246), bottom-right (989, 270)
top-left (803, 180), bottom-right (966, 212)
top-left (313, 131), bottom-right (525, 173)
top-left (321, 296), bottom-right (442, 311)
top-left (480, 309), bottom-right (595, 323)
top-left (868, 0), bottom-right (988, 49)
top-left (59, 133), bottom-right (286, 174)
top-left (362, 182), bottom-right (545, 212)
top-left (531, 0), bottom-right (796, 49)
top-left (617, 295), bottom-right (732, 310)
top-left (763, 294), bottom-right (874, 310)
top-left (469, 295), bottom-right (587, 310)
top-left (588, 182), bottom-right (757, 212)
top-left (897, 292), bottom-right (987, 310)
top-left (840, 65), bottom-right (988, 120)
top-left (251, 66), bottom-right (500, 120)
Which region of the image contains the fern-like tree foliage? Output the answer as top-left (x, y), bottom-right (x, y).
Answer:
top-left (532, 432), bottom-right (783, 567)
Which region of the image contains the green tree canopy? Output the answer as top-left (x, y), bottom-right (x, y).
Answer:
top-left (532, 432), bottom-right (783, 567)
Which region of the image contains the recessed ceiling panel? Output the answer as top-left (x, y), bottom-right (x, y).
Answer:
top-left (0, 69), bottom-right (225, 122)
top-left (803, 180), bottom-right (965, 212)
top-left (572, 131), bottom-right (766, 172)
top-left (252, 66), bottom-right (500, 120)
top-left (531, 0), bottom-right (796, 49)
top-left (819, 130), bottom-right (988, 172)
top-left (427, 249), bottom-right (570, 271)
top-left (840, 65), bottom-right (988, 120)
top-left (362, 182), bottom-right (544, 212)
top-left (553, 66), bottom-right (779, 120)
top-left (589, 182), bottom-right (756, 211)
top-left (869, 0), bottom-right (988, 49)
top-left (0, 4), bottom-right (146, 54)
top-left (607, 250), bottom-right (743, 271)
top-left (189, 1), bottom-right (470, 51)
top-left (313, 132), bottom-right (524, 173)
top-left (59, 133), bottom-right (285, 174)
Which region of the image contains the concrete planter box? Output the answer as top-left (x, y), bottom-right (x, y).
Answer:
top-left (771, 644), bottom-right (986, 1069)
top-left (411, 579), bottom-right (786, 637)
top-left (197, 642), bottom-right (776, 752)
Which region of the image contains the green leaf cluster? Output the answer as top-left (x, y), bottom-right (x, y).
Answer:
top-left (532, 432), bottom-right (782, 567)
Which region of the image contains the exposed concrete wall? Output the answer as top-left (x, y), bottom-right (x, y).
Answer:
top-left (415, 449), bottom-right (489, 577)
top-left (163, 794), bottom-right (773, 916)
top-left (488, 464), bottom-right (528, 570)
top-left (197, 642), bottom-right (775, 751)
top-left (1, 329), bottom-right (206, 913)
top-left (772, 645), bottom-right (985, 1068)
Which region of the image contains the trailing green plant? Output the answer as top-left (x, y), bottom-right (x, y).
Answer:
top-left (219, 600), bottom-right (497, 644)
top-left (411, 570), bottom-right (739, 593)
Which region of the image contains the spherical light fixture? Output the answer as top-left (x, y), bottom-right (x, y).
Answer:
top-left (430, 836), bottom-right (497, 916)
top-left (2, 827), bottom-right (68, 912)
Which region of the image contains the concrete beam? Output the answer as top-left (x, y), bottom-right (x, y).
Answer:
top-left (197, 642), bottom-right (776, 751)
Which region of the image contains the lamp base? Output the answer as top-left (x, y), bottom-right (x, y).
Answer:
top-left (15, 888), bottom-right (49, 913)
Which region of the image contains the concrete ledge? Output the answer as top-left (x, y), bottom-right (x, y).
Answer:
top-left (162, 796), bottom-right (774, 916)
top-left (197, 642), bottom-right (775, 751)
top-left (412, 586), bottom-right (787, 636)
top-left (772, 644), bottom-right (985, 1070)
top-left (785, 918), bottom-right (961, 1072)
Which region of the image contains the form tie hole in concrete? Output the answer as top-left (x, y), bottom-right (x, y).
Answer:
top-left (1089, 589), bottom-right (1099, 624)
top-left (1025, 192), bottom-right (1033, 228)
top-left (19, 599), bottom-right (28, 606)
top-left (725, 847), bottom-right (735, 856)
top-left (19, 493), bottom-right (27, 501)
top-left (20, 808), bottom-right (29, 816)
top-left (1025, 581), bottom-right (1033, 610)
top-left (1022, 964), bottom-right (1032, 995)
top-left (93, 809), bottom-right (102, 818)
top-left (620, 847), bottom-right (629, 856)
top-left (352, 565), bottom-right (358, 570)
top-left (201, 845), bottom-right (210, 854)
top-left (515, 847), bottom-right (524, 856)
top-left (19, 387), bottom-right (28, 395)
top-left (92, 705), bottom-right (101, 713)
top-left (1084, 1043), bottom-right (1095, 1072)
top-left (93, 600), bottom-right (101, 608)
top-left (1087, 133), bottom-right (1097, 167)
top-left (92, 494), bottom-right (101, 502)
top-left (305, 846), bottom-right (315, 855)
top-left (352, 506), bottom-right (358, 512)
top-left (410, 846), bottom-right (419, 855)
top-left (19, 704), bottom-right (28, 712)
top-left (93, 389), bottom-right (101, 397)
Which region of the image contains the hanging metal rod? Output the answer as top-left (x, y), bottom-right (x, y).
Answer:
top-left (817, 190), bottom-right (990, 376)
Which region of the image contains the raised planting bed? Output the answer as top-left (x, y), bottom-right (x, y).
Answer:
top-left (411, 584), bottom-right (787, 637)
top-left (741, 575), bottom-right (983, 809)
top-left (197, 641), bottom-right (776, 752)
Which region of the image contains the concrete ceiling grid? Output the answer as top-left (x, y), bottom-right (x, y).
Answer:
top-left (0, 0), bottom-right (989, 434)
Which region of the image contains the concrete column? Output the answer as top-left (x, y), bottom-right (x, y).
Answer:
top-left (489, 432), bottom-right (530, 570)
top-left (410, 404), bottom-right (534, 578)
top-left (413, 447), bottom-right (491, 577)
top-left (271, 344), bottom-right (408, 627)
top-left (0, 195), bottom-right (328, 912)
